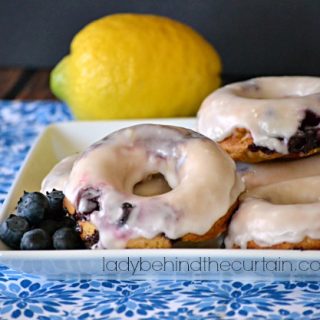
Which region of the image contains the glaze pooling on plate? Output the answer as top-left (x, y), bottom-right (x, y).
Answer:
top-left (198, 76), bottom-right (320, 154)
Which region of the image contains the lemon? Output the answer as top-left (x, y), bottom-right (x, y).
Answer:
top-left (50, 14), bottom-right (222, 120)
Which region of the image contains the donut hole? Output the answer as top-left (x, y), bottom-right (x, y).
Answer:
top-left (133, 173), bottom-right (172, 196)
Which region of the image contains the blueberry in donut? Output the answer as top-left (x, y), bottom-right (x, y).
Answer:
top-left (43, 124), bottom-right (244, 249)
top-left (198, 76), bottom-right (320, 162)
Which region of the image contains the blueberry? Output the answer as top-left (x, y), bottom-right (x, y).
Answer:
top-left (0, 215), bottom-right (30, 249)
top-left (288, 131), bottom-right (307, 153)
top-left (118, 202), bottom-right (134, 226)
top-left (60, 216), bottom-right (76, 228)
top-left (299, 110), bottom-right (320, 129)
top-left (53, 227), bottom-right (84, 249)
top-left (46, 189), bottom-right (65, 219)
top-left (16, 192), bottom-right (49, 225)
top-left (38, 219), bottom-right (62, 236)
top-left (20, 229), bottom-right (51, 250)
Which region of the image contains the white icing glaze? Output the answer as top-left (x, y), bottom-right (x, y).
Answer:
top-left (42, 159), bottom-right (171, 197)
top-left (242, 176), bottom-right (320, 205)
top-left (41, 155), bottom-right (78, 194)
top-left (225, 197), bottom-right (320, 249)
top-left (239, 154), bottom-right (320, 189)
top-left (227, 159), bottom-right (320, 248)
top-left (197, 76), bottom-right (320, 154)
top-left (63, 124), bottom-right (244, 249)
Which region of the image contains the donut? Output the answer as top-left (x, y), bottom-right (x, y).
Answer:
top-left (238, 154), bottom-right (320, 190)
top-left (225, 176), bottom-right (320, 250)
top-left (56, 124), bottom-right (244, 249)
top-left (197, 76), bottom-right (320, 162)
top-left (41, 154), bottom-right (78, 194)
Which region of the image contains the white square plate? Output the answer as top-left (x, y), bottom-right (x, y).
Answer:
top-left (1, 119), bottom-right (319, 280)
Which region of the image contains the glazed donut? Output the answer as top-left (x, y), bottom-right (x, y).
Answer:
top-left (41, 154), bottom-right (78, 194)
top-left (225, 176), bottom-right (320, 250)
top-left (238, 154), bottom-right (320, 190)
top-left (197, 76), bottom-right (320, 162)
top-left (54, 124), bottom-right (244, 249)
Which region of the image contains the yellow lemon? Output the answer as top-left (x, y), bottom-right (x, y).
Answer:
top-left (50, 13), bottom-right (222, 120)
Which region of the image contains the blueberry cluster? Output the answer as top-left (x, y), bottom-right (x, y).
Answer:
top-left (0, 190), bottom-right (85, 250)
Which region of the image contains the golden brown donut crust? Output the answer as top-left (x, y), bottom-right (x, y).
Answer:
top-left (64, 197), bottom-right (239, 249)
top-left (219, 128), bottom-right (320, 163)
top-left (232, 237), bottom-right (320, 250)
top-left (126, 236), bottom-right (172, 249)
top-left (77, 220), bottom-right (97, 242)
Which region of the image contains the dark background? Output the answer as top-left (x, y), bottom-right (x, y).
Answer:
top-left (0, 0), bottom-right (320, 77)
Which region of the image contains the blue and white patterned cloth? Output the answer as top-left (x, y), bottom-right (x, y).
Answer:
top-left (0, 100), bottom-right (320, 319)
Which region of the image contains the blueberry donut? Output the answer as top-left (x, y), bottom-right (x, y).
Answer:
top-left (197, 76), bottom-right (320, 162)
top-left (44, 124), bottom-right (244, 249)
top-left (225, 176), bottom-right (320, 250)
top-left (239, 154), bottom-right (320, 190)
